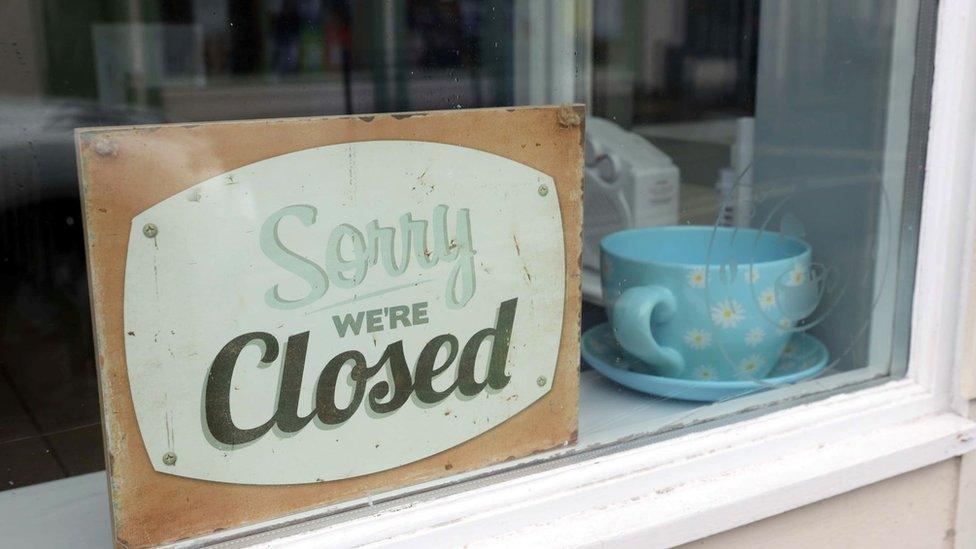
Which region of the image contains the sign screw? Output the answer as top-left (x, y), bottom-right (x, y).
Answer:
top-left (143, 223), bottom-right (158, 238)
top-left (162, 452), bottom-right (177, 466)
top-left (557, 105), bottom-right (582, 127)
top-left (537, 375), bottom-right (547, 387)
top-left (538, 185), bottom-right (549, 197)
top-left (93, 137), bottom-right (117, 157)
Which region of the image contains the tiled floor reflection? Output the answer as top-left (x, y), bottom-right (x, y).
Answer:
top-left (0, 198), bottom-right (105, 491)
top-left (0, 341), bottom-right (104, 489)
top-left (0, 372), bottom-right (104, 491)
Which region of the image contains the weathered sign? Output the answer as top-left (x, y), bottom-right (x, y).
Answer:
top-left (76, 106), bottom-right (582, 547)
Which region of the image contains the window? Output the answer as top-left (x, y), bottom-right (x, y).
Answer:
top-left (575, 0), bottom-right (928, 444)
top-left (2, 0), bottom-right (974, 547)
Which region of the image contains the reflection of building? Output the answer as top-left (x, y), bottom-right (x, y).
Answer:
top-left (16, 0), bottom-right (518, 119)
top-left (593, 0), bottom-right (759, 125)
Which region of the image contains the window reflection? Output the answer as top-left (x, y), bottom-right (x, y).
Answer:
top-left (0, 0), bottom-right (925, 492)
top-left (3, 0), bottom-right (521, 491)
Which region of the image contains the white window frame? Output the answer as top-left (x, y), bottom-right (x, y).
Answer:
top-left (220, 1), bottom-right (976, 546)
top-left (4, 2), bottom-right (976, 547)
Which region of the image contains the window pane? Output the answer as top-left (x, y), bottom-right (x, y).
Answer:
top-left (579, 0), bottom-right (927, 442)
top-left (0, 0), bottom-right (930, 531)
top-left (2, 0), bottom-right (565, 491)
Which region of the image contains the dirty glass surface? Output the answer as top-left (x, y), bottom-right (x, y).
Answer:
top-left (0, 0), bottom-right (930, 505)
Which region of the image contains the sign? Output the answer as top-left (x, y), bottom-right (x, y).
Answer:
top-left (76, 106), bottom-right (582, 547)
top-left (125, 140), bottom-right (565, 483)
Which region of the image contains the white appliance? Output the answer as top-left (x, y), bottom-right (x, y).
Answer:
top-left (582, 117), bottom-right (681, 304)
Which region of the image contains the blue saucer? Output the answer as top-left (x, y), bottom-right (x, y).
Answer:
top-left (582, 323), bottom-right (828, 402)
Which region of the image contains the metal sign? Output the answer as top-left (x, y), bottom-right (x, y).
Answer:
top-left (125, 141), bottom-right (564, 483)
top-left (77, 106), bottom-right (582, 547)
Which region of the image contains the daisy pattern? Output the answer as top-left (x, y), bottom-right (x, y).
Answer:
top-left (777, 317), bottom-right (793, 332)
top-left (745, 327), bottom-right (765, 347)
top-left (759, 287), bottom-right (776, 311)
top-left (694, 364), bottom-right (717, 381)
top-left (787, 263), bottom-right (808, 286)
top-left (745, 266), bottom-right (760, 284)
top-left (684, 328), bottom-right (712, 350)
top-left (687, 266), bottom-right (707, 288)
top-left (710, 299), bottom-right (745, 329)
top-left (739, 354), bottom-right (766, 379)
top-left (781, 341), bottom-right (796, 357)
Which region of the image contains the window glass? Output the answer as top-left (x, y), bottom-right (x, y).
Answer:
top-left (577, 0), bottom-right (927, 444)
top-left (0, 0), bottom-right (929, 505)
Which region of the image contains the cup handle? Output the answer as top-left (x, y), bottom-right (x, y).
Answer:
top-left (612, 286), bottom-right (685, 377)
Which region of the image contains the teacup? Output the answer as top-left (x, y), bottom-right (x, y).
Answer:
top-left (601, 226), bottom-right (818, 381)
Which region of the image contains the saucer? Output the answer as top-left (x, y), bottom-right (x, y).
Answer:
top-left (581, 323), bottom-right (829, 402)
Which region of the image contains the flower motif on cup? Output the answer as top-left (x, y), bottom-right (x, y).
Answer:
top-left (777, 318), bottom-right (793, 332)
top-left (694, 364), bottom-right (717, 381)
top-left (710, 299), bottom-right (745, 329)
top-left (745, 327), bottom-right (765, 347)
top-left (687, 266), bottom-right (707, 288)
top-left (684, 328), bottom-right (712, 350)
top-left (781, 340), bottom-right (796, 357)
top-left (738, 354), bottom-right (766, 379)
top-left (787, 263), bottom-right (808, 286)
top-left (759, 287), bottom-right (776, 311)
top-left (745, 265), bottom-right (760, 284)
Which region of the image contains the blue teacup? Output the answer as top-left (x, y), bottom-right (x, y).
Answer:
top-left (601, 226), bottom-right (818, 381)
